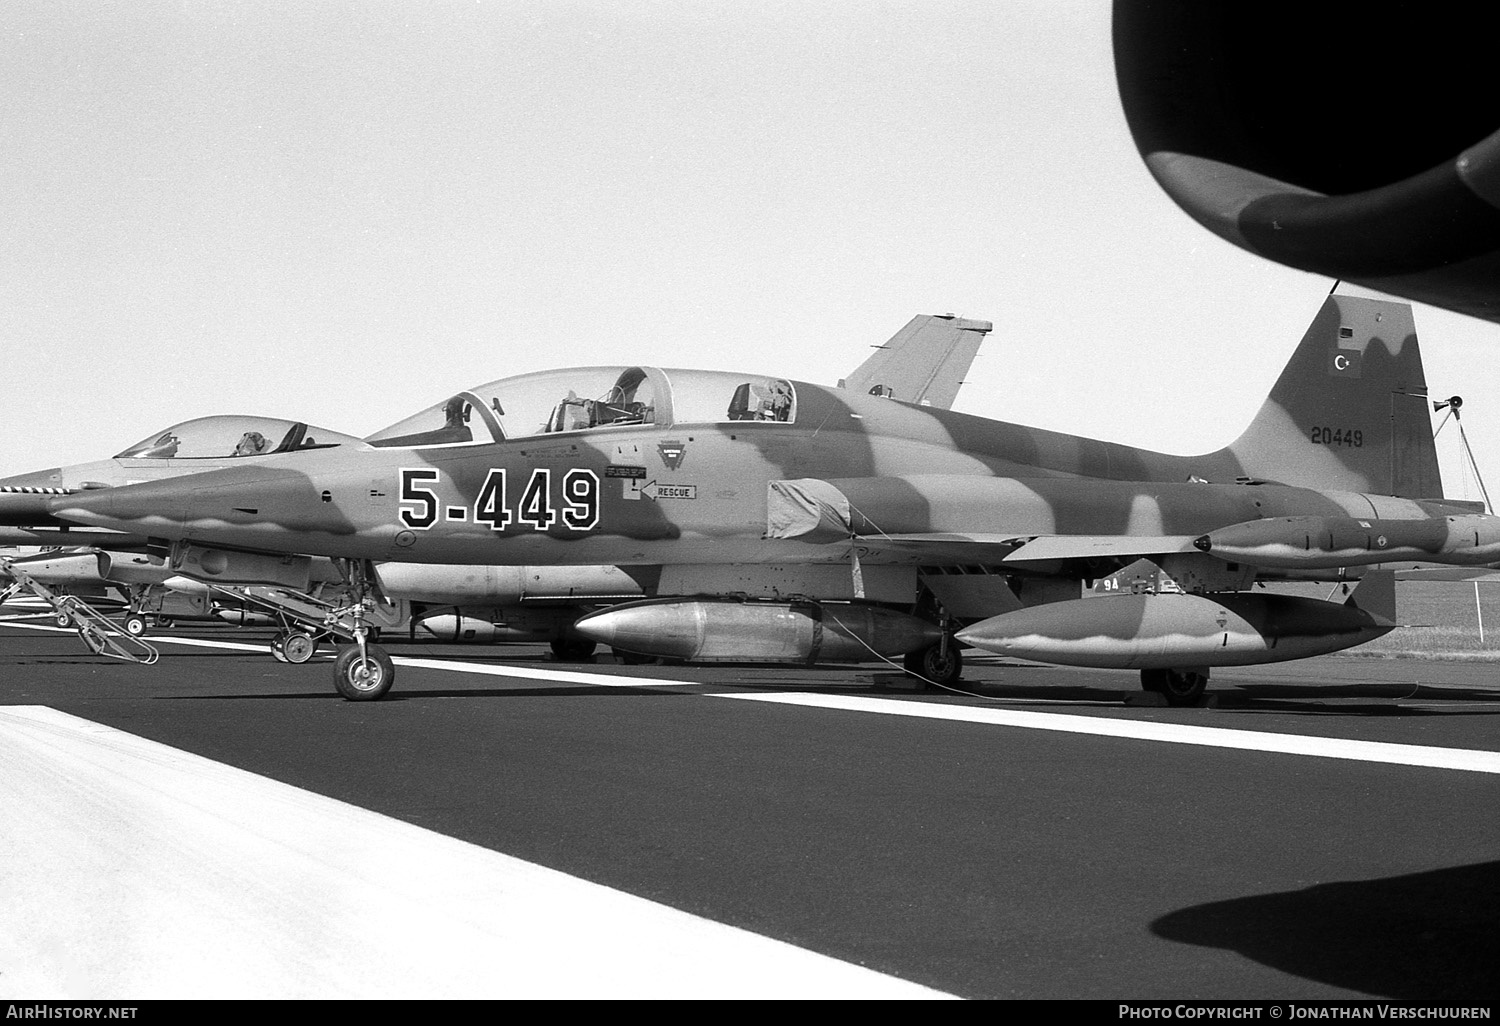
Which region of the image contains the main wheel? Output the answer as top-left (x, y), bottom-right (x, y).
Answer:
top-left (612, 647), bottom-right (660, 665)
top-left (903, 642), bottom-right (963, 688)
top-left (333, 644), bottom-right (395, 701)
top-left (281, 632), bottom-right (318, 664)
top-left (124, 615), bottom-right (148, 637)
top-left (550, 638), bottom-right (597, 662)
top-left (1158, 668), bottom-right (1207, 706)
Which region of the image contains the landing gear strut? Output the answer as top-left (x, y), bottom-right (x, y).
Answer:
top-left (205, 559), bottom-right (399, 700)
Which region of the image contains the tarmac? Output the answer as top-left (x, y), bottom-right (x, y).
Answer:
top-left (2, 613), bottom-right (1498, 1000)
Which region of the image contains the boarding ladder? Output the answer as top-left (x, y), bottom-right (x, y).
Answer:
top-left (1, 561), bottom-right (159, 664)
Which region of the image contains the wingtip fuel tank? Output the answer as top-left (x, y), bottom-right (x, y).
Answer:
top-left (954, 590), bottom-right (1395, 669)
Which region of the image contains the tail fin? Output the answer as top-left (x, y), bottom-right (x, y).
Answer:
top-left (1223, 294), bottom-right (1442, 499)
top-left (838, 314), bottom-right (992, 410)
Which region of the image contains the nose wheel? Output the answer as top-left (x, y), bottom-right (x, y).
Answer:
top-left (333, 643), bottom-right (394, 701)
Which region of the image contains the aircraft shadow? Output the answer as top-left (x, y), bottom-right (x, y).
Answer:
top-left (1206, 683), bottom-right (1500, 718)
top-left (1151, 860), bottom-right (1500, 1000)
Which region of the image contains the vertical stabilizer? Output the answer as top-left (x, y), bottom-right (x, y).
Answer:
top-left (838, 314), bottom-right (993, 410)
top-left (1223, 295), bottom-right (1442, 498)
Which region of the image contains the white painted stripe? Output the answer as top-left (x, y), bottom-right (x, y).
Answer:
top-left (392, 654), bottom-right (703, 687)
top-left (0, 706), bottom-right (951, 1000)
top-left (0, 623), bottom-right (708, 685)
top-left (717, 691), bottom-right (1500, 775)
top-left (7, 621), bottom-right (1499, 774)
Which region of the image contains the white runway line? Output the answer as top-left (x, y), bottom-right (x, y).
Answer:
top-left (0, 706), bottom-right (952, 1000)
top-left (8, 621), bottom-right (1500, 774)
top-left (718, 691), bottom-right (1500, 775)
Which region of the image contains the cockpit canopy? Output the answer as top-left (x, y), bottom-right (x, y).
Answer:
top-left (365, 366), bottom-right (797, 448)
top-left (115, 416), bottom-right (351, 460)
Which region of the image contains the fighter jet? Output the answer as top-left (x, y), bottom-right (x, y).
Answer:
top-left (8, 314), bottom-right (990, 664)
top-left (50, 293), bottom-right (1488, 704)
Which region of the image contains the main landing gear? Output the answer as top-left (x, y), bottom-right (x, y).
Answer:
top-left (903, 641), bottom-right (963, 688)
top-left (1140, 667), bottom-right (1208, 706)
top-left (549, 637), bottom-right (597, 662)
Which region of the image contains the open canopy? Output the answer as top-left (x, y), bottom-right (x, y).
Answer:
top-left (364, 366), bottom-right (797, 449)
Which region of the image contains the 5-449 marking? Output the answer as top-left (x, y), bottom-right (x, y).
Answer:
top-left (399, 467), bottom-right (600, 532)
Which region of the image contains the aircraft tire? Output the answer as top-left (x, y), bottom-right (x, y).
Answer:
top-left (282, 632), bottom-right (318, 664)
top-left (124, 615), bottom-right (148, 637)
top-left (550, 638), bottom-right (597, 662)
top-left (1158, 669), bottom-right (1207, 706)
top-left (333, 644), bottom-right (395, 701)
top-left (904, 642), bottom-right (962, 688)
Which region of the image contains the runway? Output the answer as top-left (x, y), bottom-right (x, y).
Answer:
top-left (2, 617), bottom-right (1499, 1000)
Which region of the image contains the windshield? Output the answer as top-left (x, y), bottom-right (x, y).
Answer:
top-left (365, 366), bottom-right (798, 448)
top-left (115, 416), bottom-right (348, 460)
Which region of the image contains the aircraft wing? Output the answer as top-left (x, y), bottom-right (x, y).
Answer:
top-left (1392, 566), bottom-right (1500, 583)
top-left (765, 477), bottom-right (1201, 566)
top-left (864, 532), bottom-right (1202, 568)
top-left (838, 314), bottom-right (992, 409)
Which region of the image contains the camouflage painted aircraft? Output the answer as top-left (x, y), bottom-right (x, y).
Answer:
top-left (5, 314), bottom-right (991, 664)
top-left (51, 295), bottom-right (1500, 703)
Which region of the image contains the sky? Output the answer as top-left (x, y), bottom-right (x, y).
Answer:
top-left (4, 1), bottom-right (1497, 505)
